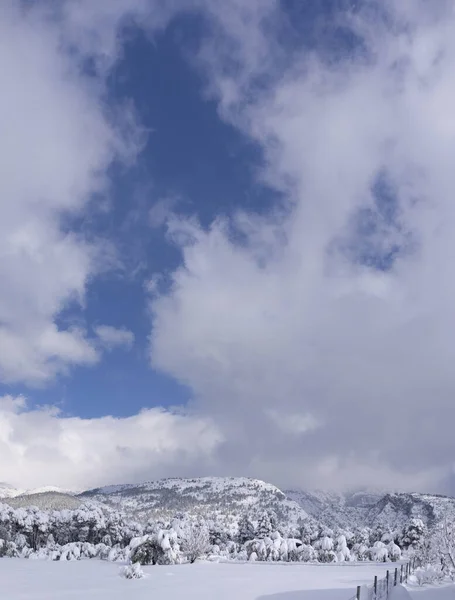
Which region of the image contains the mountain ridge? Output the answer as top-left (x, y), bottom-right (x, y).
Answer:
top-left (3, 476), bottom-right (455, 534)
top-left (286, 488), bottom-right (455, 530)
top-left (79, 476), bottom-right (310, 528)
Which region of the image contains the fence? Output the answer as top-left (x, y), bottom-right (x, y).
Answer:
top-left (347, 558), bottom-right (417, 600)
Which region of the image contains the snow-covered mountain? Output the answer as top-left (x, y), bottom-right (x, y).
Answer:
top-left (5, 492), bottom-right (82, 511)
top-left (0, 483), bottom-right (22, 499)
top-left (4, 476), bottom-right (455, 535)
top-left (285, 489), bottom-right (384, 528)
top-left (0, 483), bottom-right (76, 498)
top-left (286, 488), bottom-right (455, 530)
top-left (80, 477), bottom-right (310, 527)
top-left (0, 484), bottom-right (82, 510)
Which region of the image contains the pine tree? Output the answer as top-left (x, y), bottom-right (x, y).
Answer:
top-left (238, 514), bottom-right (256, 544)
top-left (257, 512), bottom-right (273, 539)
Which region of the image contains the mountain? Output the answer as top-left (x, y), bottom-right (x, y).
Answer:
top-left (367, 492), bottom-right (455, 529)
top-left (80, 477), bottom-right (310, 527)
top-left (0, 483), bottom-right (22, 499)
top-left (0, 484), bottom-right (82, 510)
top-left (0, 484), bottom-right (76, 499)
top-left (4, 476), bottom-right (455, 535)
top-left (285, 489), bottom-right (384, 528)
top-left (5, 491), bottom-right (82, 511)
top-left (286, 488), bottom-right (455, 530)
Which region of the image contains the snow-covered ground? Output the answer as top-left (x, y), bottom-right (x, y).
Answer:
top-left (0, 559), bottom-right (423, 600)
top-left (405, 584), bottom-right (455, 599)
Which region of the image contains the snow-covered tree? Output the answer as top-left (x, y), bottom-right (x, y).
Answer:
top-left (387, 541), bottom-right (401, 562)
top-left (121, 562), bottom-right (144, 579)
top-left (257, 512), bottom-right (273, 539)
top-left (432, 518), bottom-right (455, 574)
top-left (238, 514), bottom-right (256, 544)
top-left (130, 530), bottom-right (180, 566)
top-left (335, 535), bottom-right (350, 562)
top-left (300, 519), bottom-right (319, 545)
top-left (369, 541), bottom-right (388, 562)
top-left (315, 535), bottom-right (336, 563)
top-left (352, 542), bottom-right (369, 561)
top-left (181, 525), bottom-right (210, 563)
top-left (400, 518), bottom-right (427, 552)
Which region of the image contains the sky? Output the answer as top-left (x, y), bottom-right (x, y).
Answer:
top-left (2, 0), bottom-right (455, 494)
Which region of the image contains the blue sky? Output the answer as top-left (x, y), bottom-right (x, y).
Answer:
top-left (0, 8), bottom-right (277, 418)
top-left (1, 2), bottom-right (387, 419)
top-left (3, 0), bottom-right (455, 493)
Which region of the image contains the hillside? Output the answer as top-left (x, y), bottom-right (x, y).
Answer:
top-left (0, 484), bottom-right (76, 499)
top-left (80, 477), bottom-right (310, 527)
top-left (286, 488), bottom-right (455, 530)
top-left (3, 476), bottom-right (455, 535)
top-left (4, 491), bottom-right (82, 511)
top-left (0, 483), bottom-right (82, 511)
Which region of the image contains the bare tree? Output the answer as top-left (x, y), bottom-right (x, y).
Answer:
top-left (434, 517), bottom-right (455, 574)
top-left (182, 525), bottom-right (210, 563)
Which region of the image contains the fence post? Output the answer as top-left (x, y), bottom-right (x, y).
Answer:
top-left (356, 585), bottom-right (361, 600)
top-left (374, 575), bottom-right (377, 596)
top-left (386, 570), bottom-right (389, 598)
top-left (394, 568), bottom-right (398, 586)
top-left (400, 564), bottom-right (403, 583)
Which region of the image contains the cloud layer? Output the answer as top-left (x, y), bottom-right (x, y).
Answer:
top-left (0, 1), bottom-right (143, 384)
top-left (149, 1), bottom-right (455, 492)
top-left (4, 1), bottom-right (455, 493)
top-left (94, 326), bottom-right (135, 351)
top-left (0, 395), bottom-right (221, 490)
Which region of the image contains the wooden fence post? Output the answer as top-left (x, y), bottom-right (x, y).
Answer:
top-left (400, 564), bottom-right (403, 583)
top-left (374, 575), bottom-right (377, 596)
top-left (356, 585), bottom-right (361, 600)
top-left (386, 570), bottom-right (389, 597)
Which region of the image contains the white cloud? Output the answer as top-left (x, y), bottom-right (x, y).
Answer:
top-left (148, 1), bottom-right (455, 492)
top-left (265, 410), bottom-right (320, 436)
top-left (149, 196), bottom-right (180, 228)
top-left (94, 325), bottom-right (135, 351)
top-left (0, 396), bottom-right (221, 490)
top-left (7, 0), bottom-right (455, 493)
top-left (0, 0), bottom-right (176, 385)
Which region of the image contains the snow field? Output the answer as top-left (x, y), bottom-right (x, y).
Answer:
top-left (0, 559), bottom-right (420, 600)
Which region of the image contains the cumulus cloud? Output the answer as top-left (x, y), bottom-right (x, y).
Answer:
top-left (0, 0), bottom-right (192, 386)
top-left (7, 0), bottom-right (455, 493)
top-left (94, 325), bottom-right (135, 351)
top-left (0, 395), bottom-right (221, 490)
top-left (0, 2), bottom-right (138, 384)
top-left (148, 1), bottom-right (455, 492)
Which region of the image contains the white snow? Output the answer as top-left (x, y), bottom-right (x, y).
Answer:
top-left (0, 559), bottom-right (415, 600)
top-left (0, 484), bottom-right (76, 499)
top-left (406, 585), bottom-right (455, 599)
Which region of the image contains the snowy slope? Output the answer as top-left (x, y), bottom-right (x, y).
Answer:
top-left (0, 483), bottom-right (76, 498)
top-left (0, 482), bottom-right (81, 510)
top-left (5, 491), bottom-right (82, 510)
top-left (0, 483), bottom-right (22, 499)
top-left (367, 492), bottom-right (455, 529)
top-left (80, 477), bottom-right (310, 526)
top-left (286, 488), bottom-right (455, 529)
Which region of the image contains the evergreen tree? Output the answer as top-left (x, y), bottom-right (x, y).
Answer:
top-left (257, 512), bottom-right (273, 539)
top-left (399, 518), bottom-right (426, 551)
top-left (238, 514), bottom-right (256, 544)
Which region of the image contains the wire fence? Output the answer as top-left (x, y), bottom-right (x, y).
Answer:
top-left (347, 559), bottom-right (417, 600)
